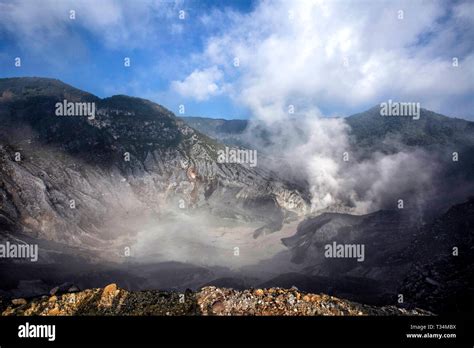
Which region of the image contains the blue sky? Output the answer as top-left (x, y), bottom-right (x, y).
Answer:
top-left (0, 0), bottom-right (256, 118)
top-left (1, 0), bottom-right (473, 120)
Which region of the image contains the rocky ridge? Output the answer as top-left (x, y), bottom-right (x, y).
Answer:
top-left (1, 284), bottom-right (431, 316)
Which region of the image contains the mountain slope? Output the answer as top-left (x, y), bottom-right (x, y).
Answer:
top-left (181, 116), bottom-right (249, 147)
top-left (0, 77), bottom-right (308, 249)
top-left (399, 198), bottom-right (474, 314)
top-left (346, 106), bottom-right (474, 148)
top-left (181, 108), bottom-right (474, 215)
top-left (181, 107), bottom-right (474, 150)
top-left (278, 198), bottom-right (474, 314)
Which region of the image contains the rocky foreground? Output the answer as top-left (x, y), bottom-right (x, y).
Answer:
top-left (1, 284), bottom-right (431, 316)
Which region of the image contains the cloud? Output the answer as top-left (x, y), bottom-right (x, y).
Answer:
top-left (0, 0), bottom-right (180, 50)
top-left (185, 0), bottom-right (469, 213)
top-left (191, 0), bottom-right (474, 118)
top-left (171, 66), bottom-right (224, 101)
top-left (2, 0), bottom-right (472, 117)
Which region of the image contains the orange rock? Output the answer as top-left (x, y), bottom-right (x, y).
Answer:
top-left (48, 307), bottom-right (60, 316)
top-left (100, 283), bottom-right (119, 307)
top-left (103, 283), bottom-right (118, 296)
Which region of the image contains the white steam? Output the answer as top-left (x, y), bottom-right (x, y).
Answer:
top-left (243, 112), bottom-right (436, 214)
top-left (191, 0), bottom-right (450, 214)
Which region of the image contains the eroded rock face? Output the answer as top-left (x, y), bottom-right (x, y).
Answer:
top-left (1, 284), bottom-right (431, 316)
top-left (279, 198), bottom-right (474, 314)
top-left (0, 77), bottom-right (309, 250)
top-left (398, 198), bottom-right (474, 314)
